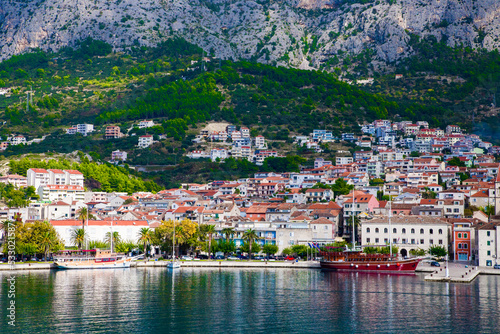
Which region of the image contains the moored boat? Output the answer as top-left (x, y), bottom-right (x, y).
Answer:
top-left (54, 249), bottom-right (132, 269)
top-left (320, 249), bottom-right (421, 273)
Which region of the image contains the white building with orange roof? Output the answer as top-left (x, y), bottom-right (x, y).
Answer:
top-left (470, 189), bottom-right (492, 208)
top-left (0, 174), bottom-right (27, 188)
top-left (51, 219), bottom-right (149, 247)
top-left (27, 168), bottom-right (50, 189)
top-left (38, 184), bottom-right (85, 202)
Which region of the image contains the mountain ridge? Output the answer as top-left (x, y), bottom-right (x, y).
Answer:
top-left (1, 0), bottom-right (499, 71)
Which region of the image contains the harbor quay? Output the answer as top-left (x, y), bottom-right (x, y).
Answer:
top-left (2, 260), bottom-right (500, 280)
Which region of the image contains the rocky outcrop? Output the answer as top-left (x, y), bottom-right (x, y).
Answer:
top-left (0, 0), bottom-right (499, 69)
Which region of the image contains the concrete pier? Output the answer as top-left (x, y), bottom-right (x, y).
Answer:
top-left (424, 262), bottom-right (481, 283)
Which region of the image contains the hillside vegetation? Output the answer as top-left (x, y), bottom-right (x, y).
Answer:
top-left (8, 156), bottom-right (161, 194)
top-left (0, 37), bottom-right (500, 186)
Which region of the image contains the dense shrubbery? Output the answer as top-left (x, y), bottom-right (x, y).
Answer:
top-left (9, 157), bottom-right (162, 193)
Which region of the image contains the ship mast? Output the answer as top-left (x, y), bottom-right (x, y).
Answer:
top-left (389, 199), bottom-right (392, 258)
top-left (352, 188), bottom-right (356, 250)
top-left (172, 219), bottom-right (176, 261)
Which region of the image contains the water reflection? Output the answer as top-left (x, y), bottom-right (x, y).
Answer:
top-left (1, 269), bottom-right (499, 333)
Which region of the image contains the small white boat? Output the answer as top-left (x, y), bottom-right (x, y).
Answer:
top-left (167, 220), bottom-right (181, 269)
top-left (167, 261), bottom-right (181, 269)
top-left (54, 249), bottom-right (131, 269)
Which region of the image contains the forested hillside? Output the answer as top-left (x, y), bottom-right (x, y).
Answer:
top-left (0, 37), bottom-right (500, 187)
top-left (2, 37), bottom-right (494, 139)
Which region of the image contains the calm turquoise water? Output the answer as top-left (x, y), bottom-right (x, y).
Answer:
top-left (1, 268), bottom-right (500, 333)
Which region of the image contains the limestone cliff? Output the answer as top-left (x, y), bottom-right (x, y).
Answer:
top-left (1, 0), bottom-right (499, 70)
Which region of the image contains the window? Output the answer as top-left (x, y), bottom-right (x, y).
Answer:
top-left (313, 226), bottom-right (317, 230)
top-left (411, 228), bottom-right (415, 234)
top-left (487, 251), bottom-right (491, 256)
top-left (439, 240), bottom-right (443, 245)
top-left (393, 238), bottom-right (397, 244)
top-left (366, 228), bottom-right (370, 233)
top-left (324, 226), bottom-right (328, 230)
top-left (402, 228), bottom-right (406, 234)
top-left (402, 239), bottom-right (407, 244)
top-left (458, 244), bottom-right (462, 249)
top-left (411, 239), bottom-right (416, 244)
top-left (420, 229), bottom-right (424, 234)
top-left (487, 231), bottom-right (491, 237)
top-left (454, 209), bottom-right (459, 213)
top-left (439, 229), bottom-right (443, 235)
top-left (430, 239), bottom-right (434, 245)
top-left (375, 238), bottom-right (379, 243)
top-left (420, 239), bottom-right (424, 245)
top-left (384, 228), bottom-right (388, 233)
top-left (464, 244), bottom-right (468, 249)
top-left (446, 209), bottom-right (452, 213)
top-left (458, 233), bottom-right (462, 238)
top-left (429, 229), bottom-right (433, 234)
top-left (393, 228), bottom-right (397, 233)
top-left (487, 241), bottom-right (491, 246)
top-left (464, 233), bottom-right (468, 239)
top-left (384, 238), bottom-right (388, 244)
top-left (375, 228), bottom-right (379, 233)
top-left (366, 238), bottom-right (370, 243)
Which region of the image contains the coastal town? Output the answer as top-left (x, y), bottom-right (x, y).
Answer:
top-left (0, 119), bottom-right (500, 269)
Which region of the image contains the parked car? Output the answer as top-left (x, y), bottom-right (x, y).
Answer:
top-left (227, 256), bottom-right (239, 261)
top-left (196, 254), bottom-right (209, 260)
top-left (215, 255), bottom-right (225, 260)
top-left (430, 261), bottom-right (440, 267)
top-left (493, 264), bottom-right (500, 269)
top-left (285, 256), bottom-right (295, 261)
top-left (181, 255), bottom-right (193, 261)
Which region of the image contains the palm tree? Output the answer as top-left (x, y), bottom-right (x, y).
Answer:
top-left (205, 224), bottom-right (216, 258)
top-left (39, 231), bottom-right (54, 261)
top-left (242, 229), bottom-right (259, 261)
top-left (71, 228), bottom-right (86, 250)
top-left (137, 228), bottom-right (152, 257)
top-left (221, 227), bottom-right (234, 241)
top-left (76, 206), bottom-right (95, 248)
top-left (105, 231), bottom-right (121, 252)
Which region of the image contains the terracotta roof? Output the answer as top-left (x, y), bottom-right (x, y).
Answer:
top-left (51, 220), bottom-right (148, 226)
top-left (310, 217), bottom-right (333, 225)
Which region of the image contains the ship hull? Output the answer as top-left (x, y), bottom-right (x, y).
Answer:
top-left (55, 259), bottom-right (131, 269)
top-left (320, 258), bottom-right (421, 274)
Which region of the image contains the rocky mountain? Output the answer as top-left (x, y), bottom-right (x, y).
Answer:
top-left (1, 0), bottom-right (499, 71)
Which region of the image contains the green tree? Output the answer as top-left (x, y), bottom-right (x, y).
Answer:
top-left (71, 228), bottom-right (86, 250)
top-left (331, 178), bottom-right (354, 198)
top-left (282, 247), bottom-right (292, 255)
top-left (240, 241), bottom-right (261, 257)
top-left (242, 229), bottom-right (260, 260)
top-left (481, 205), bottom-right (495, 216)
top-left (205, 224), bottom-right (216, 258)
top-left (428, 245), bottom-right (448, 258)
top-left (105, 231), bottom-right (121, 252)
top-left (137, 228), bottom-right (153, 256)
top-left (409, 248), bottom-right (427, 256)
top-left (291, 245), bottom-right (308, 258)
top-left (221, 227), bottom-right (234, 241)
top-left (262, 244), bottom-right (279, 256)
top-left (76, 207), bottom-right (95, 242)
